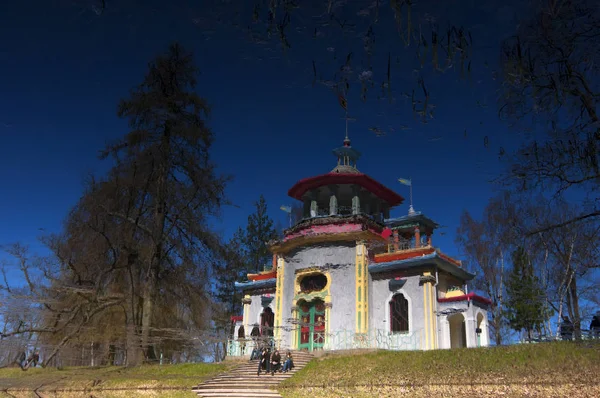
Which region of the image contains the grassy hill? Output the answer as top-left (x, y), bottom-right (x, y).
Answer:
top-left (0, 361), bottom-right (235, 398)
top-left (2, 342), bottom-right (599, 397)
top-left (280, 341), bottom-right (600, 397)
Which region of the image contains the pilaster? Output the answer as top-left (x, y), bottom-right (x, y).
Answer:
top-left (419, 272), bottom-right (438, 350)
top-left (355, 241), bottom-right (369, 334)
top-left (274, 256), bottom-right (285, 345)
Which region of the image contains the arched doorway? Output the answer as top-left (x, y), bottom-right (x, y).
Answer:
top-left (448, 313), bottom-right (467, 348)
top-left (298, 298), bottom-right (326, 351)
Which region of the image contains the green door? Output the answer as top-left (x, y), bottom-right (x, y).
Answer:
top-left (298, 300), bottom-right (326, 351)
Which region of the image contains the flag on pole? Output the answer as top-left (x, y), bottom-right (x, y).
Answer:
top-left (337, 94), bottom-right (347, 111)
top-left (398, 178), bottom-right (412, 186)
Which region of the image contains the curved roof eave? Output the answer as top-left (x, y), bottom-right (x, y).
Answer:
top-left (369, 252), bottom-right (475, 281)
top-left (288, 172), bottom-right (404, 206)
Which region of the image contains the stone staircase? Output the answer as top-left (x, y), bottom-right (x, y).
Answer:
top-left (193, 350), bottom-right (313, 398)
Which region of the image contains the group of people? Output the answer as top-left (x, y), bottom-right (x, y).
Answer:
top-left (254, 347), bottom-right (294, 376)
top-left (560, 313), bottom-right (600, 340)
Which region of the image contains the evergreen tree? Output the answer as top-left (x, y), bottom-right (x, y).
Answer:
top-left (215, 195), bottom-right (278, 326)
top-left (244, 195), bottom-right (278, 273)
top-left (504, 246), bottom-right (549, 341)
top-left (215, 227), bottom-right (249, 323)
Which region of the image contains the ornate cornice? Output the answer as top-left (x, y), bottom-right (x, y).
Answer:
top-left (419, 274), bottom-right (436, 285)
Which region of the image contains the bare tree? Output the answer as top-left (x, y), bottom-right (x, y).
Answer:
top-left (499, 0), bottom-right (600, 232)
top-left (0, 243), bottom-right (124, 367)
top-left (456, 196), bottom-right (511, 345)
top-left (527, 198), bottom-right (600, 339)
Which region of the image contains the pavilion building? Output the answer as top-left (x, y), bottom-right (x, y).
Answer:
top-left (230, 137), bottom-right (490, 354)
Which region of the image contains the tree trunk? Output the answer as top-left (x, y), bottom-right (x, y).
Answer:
top-left (569, 277), bottom-right (582, 340)
top-left (126, 318), bottom-right (141, 366)
top-left (140, 127), bottom-right (170, 364)
top-left (140, 277), bottom-right (155, 364)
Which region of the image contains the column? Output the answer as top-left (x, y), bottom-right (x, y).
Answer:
top-left (242, 296), bottom-right (252, 336)
top-left (274, 256), bottom-right (285, 347)
top-left (352, 186), bottom-right (360, 215)
top-left (427, 233), bottom-right (432, 247)
top-left (290, 304), bottom-right (299, 349)
top-left (419, 272), bottom-right (437, 350)
top-left (355, 241), bottom-right (369, 335)
top-left (439, 318), bottom-right (450, 349)
top-left (324, 302), bottom-right (333, 350)
top-left (415, 226), bottom-right (421, 248)
top-left (328, 185), bottom-right (338, 215)
top-left (465, 307), bottom-right (477, 348)
top-left (310, 191), bottom-right (318, 217)
top-left (393, 230), bottom-right (399, 252)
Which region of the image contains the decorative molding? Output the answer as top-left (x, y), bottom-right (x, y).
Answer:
top-left (241, 297), bottom-right (252, 305)
top-left (419, 274), bottom-right (436, 285)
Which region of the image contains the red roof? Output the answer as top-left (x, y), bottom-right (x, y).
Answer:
top-left (288, 172), bottom-right (404, 206)
top-left (248, 269), bottom-right (277, 281)
top-left (437, 292), bottom-right (492, 305)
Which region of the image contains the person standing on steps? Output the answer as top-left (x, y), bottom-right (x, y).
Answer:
top-left (270, 348), bottom-right (281, 375)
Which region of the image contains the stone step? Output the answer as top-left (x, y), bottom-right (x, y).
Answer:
top-left (202, 380), bottom-right (281, 388)
top-left (193, 353), bottom-right (314, 397)
top-left (198, 384), bottom-right (281, 390)
top-left (193, 388), bottom-right (281, 395)
top-left (195, 393), bottom-right (282, 398)
top-left (209, 376), bottom-right (292, 382)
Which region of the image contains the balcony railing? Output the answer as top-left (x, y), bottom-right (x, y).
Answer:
top-left (304, 206), bottom-right (382, 222)
top-left (386, 238), bottom-right (430, 253)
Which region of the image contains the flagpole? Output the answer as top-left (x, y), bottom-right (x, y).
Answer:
top-left (408, 177), bottom-right (416, 215)
top-left (345, 101), bottom-right (349, 140)
top-left (410, 176), bottom-right (413, 209)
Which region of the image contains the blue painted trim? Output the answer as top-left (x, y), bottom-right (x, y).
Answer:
top-left (384, 212), bottom-right (439, 228)
top-left (234, 278), bottom-right (277, 290)
top-left (369, 252), bottom-right (475, 281)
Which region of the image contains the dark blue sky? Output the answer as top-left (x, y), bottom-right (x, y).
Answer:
top-left (0, 0), bottom-right (522, 265)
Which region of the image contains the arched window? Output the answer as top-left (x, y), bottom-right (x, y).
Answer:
top-left (390, 293), bottom-right (409, 333)
top-left (260, 307), bottom-right (274, 337)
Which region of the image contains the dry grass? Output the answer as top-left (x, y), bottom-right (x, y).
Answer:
top-left (280, 341), bottom-right (600, 397)
top-left (0, 361), bottom-right (232, 398)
